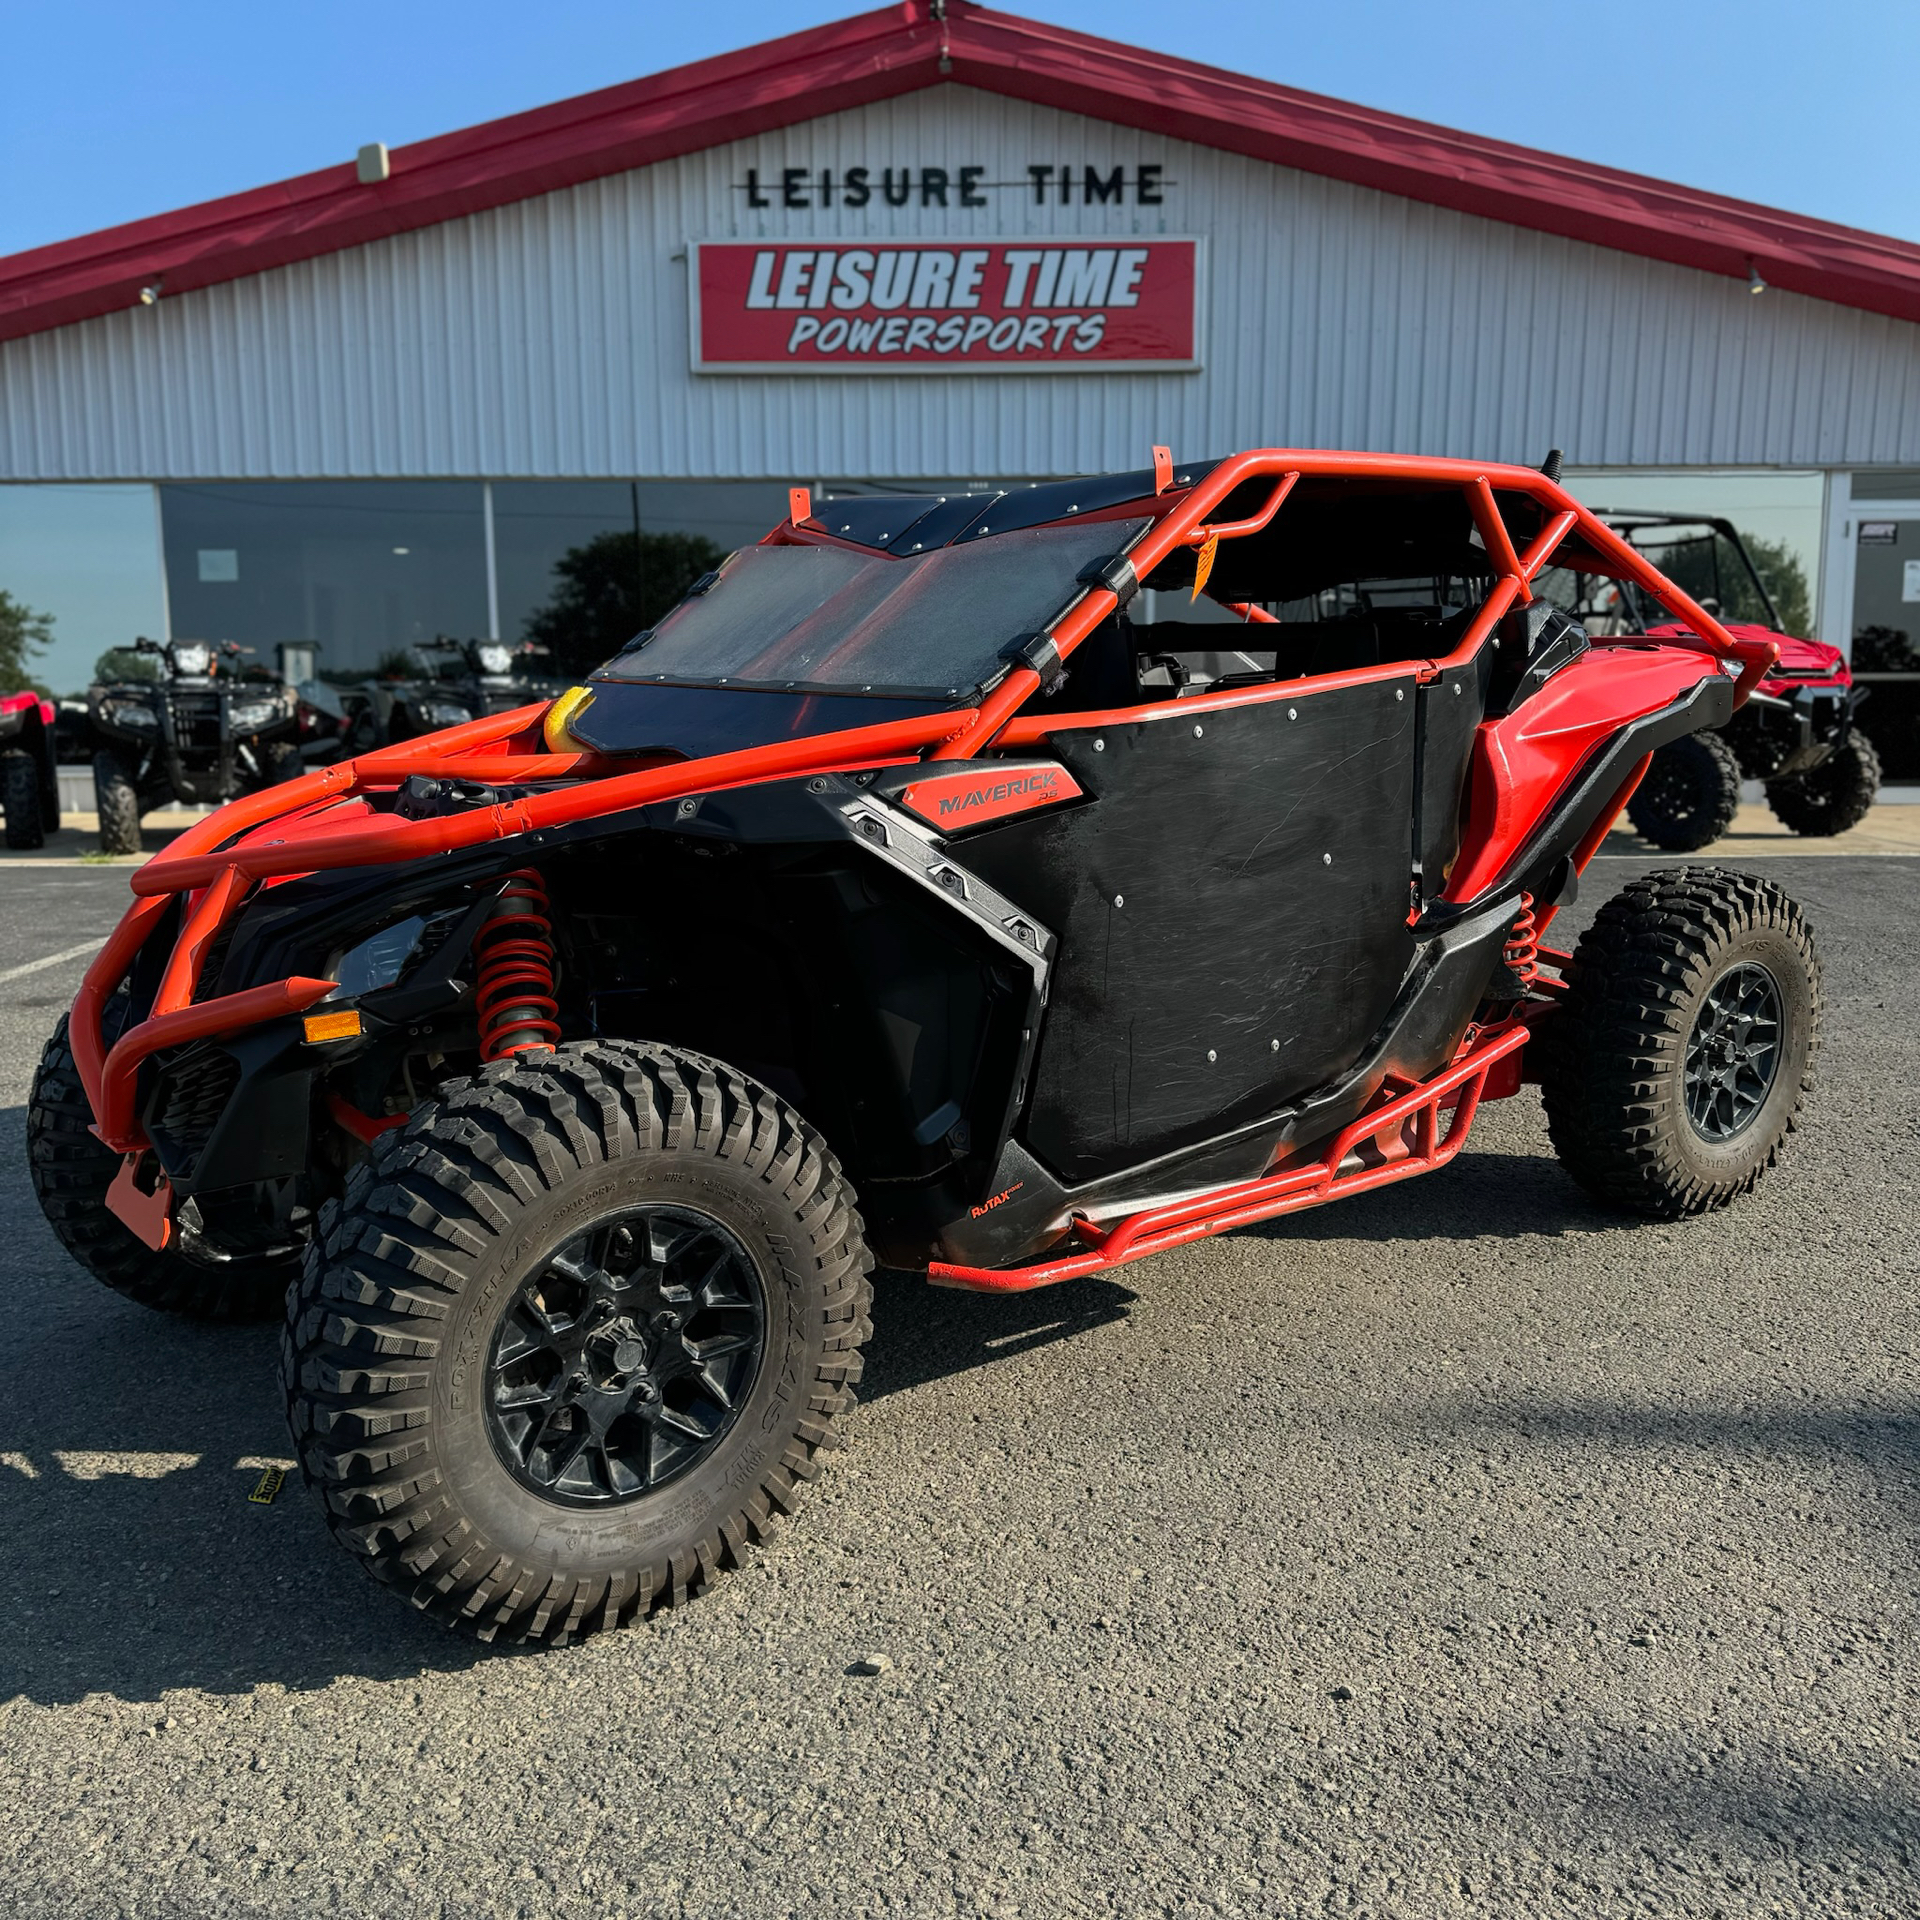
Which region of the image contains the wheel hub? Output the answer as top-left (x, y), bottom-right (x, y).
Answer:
top-left (1683, 963), bottom-right (1783, 1143)
top-left (484, 1203), bottom-right (765, 1507)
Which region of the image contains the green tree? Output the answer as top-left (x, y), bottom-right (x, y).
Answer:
top-left (1744, 534), bottom-right (1812, 637)
top-left (93, 645), bottom-right (160, 684)
top-left (1, 589), bottom-right (54, 692)
top-left (524, 529), bottom-right (727, 677)
top-left (1652, 529), bottom-right (1812, 636)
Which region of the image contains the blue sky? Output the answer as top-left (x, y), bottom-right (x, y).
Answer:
top-left (4, 0), bottom-right (1918, 257)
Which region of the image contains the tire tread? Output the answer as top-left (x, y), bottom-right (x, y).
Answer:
top-left (281, 1041), bottom-right (873, 1646)
top-left (1538, 865), bottom-right (1821, 1217)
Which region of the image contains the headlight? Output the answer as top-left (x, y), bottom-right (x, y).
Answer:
top-left (325, 903), bottom-right (487, 1001)
top-left (326, 917), bottom-right (427, 1000)
top-left (169, 643), bottom-right (212, 676)
top-left (229, 696), bottom-right (286, 732)
top-left (418, 699), bottom-right (475, 730)
top-left (478, 645), bottom-right (513, 675)
top-left (100, 698), bottom-right (158, 731)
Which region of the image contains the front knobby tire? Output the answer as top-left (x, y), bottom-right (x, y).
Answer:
top-left (281, 1042), bottom-right (875, 1645)
top-left (1766, 731), bottom-right (1880, 838)
top-left (1539, 868), bottom-right (1821, 1218)
top-left (1627, 731), bottom-right (1741, 852)
top-left (93, 749), bottom-right (141, 855)
top-left (27, 1015), bottom-right (294, 1319)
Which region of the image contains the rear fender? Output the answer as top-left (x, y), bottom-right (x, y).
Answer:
top-left (1445, 647), bottom-right (1735, 903)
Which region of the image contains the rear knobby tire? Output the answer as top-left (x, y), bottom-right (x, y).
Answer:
top-left (1539, 867), bottom-right (1820, 1218)
top-left (1626, 730), bottom-right (1741, 852)
top-left (281, 1042), bottom-right (874, 1645)
top-left (27, 1014), bottom-right (294, 1319)
top-left (93, 749), bottom-right (141, 855)
top-left (1765, 731), bottom-right (1880, 837)
top-left (2, 749), bottom-right (44, 849)
top-left (261, 739), bottom-right (304, 785)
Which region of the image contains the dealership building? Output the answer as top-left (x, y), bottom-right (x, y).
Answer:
top-left (6, 1), bottom-right (1920, 698)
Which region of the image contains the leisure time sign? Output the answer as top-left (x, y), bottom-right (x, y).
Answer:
top-left (690, 239), bottom-right (1201, 374)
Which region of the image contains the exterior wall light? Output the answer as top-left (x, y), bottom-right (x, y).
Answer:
top-left (1748, 262), bottom-right (1768, 295)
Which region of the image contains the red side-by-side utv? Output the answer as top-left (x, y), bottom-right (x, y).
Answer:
top-left (1540, 511), bottom-right (1875, 850)
top-left (1, 689), bottom-right (62, 849)
top-left (29, 449), bottom-right (1821, 1645)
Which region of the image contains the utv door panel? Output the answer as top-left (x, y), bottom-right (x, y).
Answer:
top-left (1416, 637), bottom-right (1497, 893)
top-left (959, 676), bottom-right (1420, 1183)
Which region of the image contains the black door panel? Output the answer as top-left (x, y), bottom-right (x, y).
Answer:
top-left (1416, 635), bottom-right (1497, 898)
top-left (958, 677), bottom-right (1420, 1183)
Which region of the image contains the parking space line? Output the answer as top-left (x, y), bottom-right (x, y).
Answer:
top-left (0, 940), bottom-right (105, 985)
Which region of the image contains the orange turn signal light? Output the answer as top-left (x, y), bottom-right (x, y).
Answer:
top-left (303, 1009), bottom-right (363, 1044)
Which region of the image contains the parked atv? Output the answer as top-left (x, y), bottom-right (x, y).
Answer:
top-left (1567, 514), bottom-right (1874, 849)
top-left (361, 637), bottom-right (563, 748)
top-left (87, 638), bottom-right (306, 854)
top-left (0, 690), bottom-right (61, 849)
top-left (31, 450), bottom-right (1820, 1648)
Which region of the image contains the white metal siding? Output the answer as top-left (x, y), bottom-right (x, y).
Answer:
top-left (6, 86), bottom-right (1920, 480)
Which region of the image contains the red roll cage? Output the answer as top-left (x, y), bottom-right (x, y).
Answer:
top-left (73, 449), bottom-right (1772, 1177)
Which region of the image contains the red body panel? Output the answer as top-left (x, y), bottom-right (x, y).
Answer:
top-left (1644, 620), bottom-right (1848, 695)
top-left (1444, 645), bottom-right (1725, 902)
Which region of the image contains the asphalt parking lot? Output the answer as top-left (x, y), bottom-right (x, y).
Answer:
top-left (0, 836), bottom-right (1915, 1918)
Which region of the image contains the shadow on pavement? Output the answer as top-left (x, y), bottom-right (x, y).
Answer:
top-left (0, 1283), bottom-right (515, 1706)
top-left (863, 1269), bottom-right (1137, 1402)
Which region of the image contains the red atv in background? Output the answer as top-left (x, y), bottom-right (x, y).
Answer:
top-left (1545, 513), bottom-right (1874, 850)
top-left (0, 690), bottom-right (62, 849)
top-left (29, 449), bottom-right (1822, 1646)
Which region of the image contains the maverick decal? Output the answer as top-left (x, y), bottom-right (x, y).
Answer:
top-left (691, 239), bottom-right (1201, 373)
top-left (898, 763), bottom-right (1085, 831)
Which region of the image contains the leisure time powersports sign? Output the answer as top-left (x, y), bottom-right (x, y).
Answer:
top-left (690, 239), bottom-right (1201, 374)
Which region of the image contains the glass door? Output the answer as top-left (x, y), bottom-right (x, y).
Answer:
top-left (1827, 475), bottom-right (1920, 782)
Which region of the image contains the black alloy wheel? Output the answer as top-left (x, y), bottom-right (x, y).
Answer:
top-left (487, 1205), bottom-right (765, 1505)
top-left (1538, 867), bottom-right (1820, 1217)
top-left (284, 1041), bottom-right (874, 1644)
top-left (1681, 962), bottom-right (1781, 1142)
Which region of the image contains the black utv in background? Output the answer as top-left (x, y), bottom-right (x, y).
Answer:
top-left (353, 637), bottom-right (563, 750)
top-left (88, 638), bottom-right (304, 854)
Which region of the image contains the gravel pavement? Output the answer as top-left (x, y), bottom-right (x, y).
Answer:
top-left (0, 851), bottom-right (1914, 1918)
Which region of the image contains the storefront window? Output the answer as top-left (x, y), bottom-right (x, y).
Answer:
top-left (493, 481), bottom-right (790, 675)
top-left (0, 483), bottom-right (168, 695)
top-left (159, 482), bottom-right (488, 678)
top-left (1562, 469), bottom-right (1824, 640)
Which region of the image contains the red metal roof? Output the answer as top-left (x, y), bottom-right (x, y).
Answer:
top-left (6, 1), bottom-right (1920, 345)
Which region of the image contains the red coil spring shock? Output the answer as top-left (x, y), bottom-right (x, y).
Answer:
top-left (474, 869), bottom-right (561, 1060)
top-left (1503, 890), bottom-right (1539, 989)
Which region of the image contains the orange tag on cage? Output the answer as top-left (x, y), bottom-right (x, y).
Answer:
top-left (1191, 531), bottom-right (1219, 602)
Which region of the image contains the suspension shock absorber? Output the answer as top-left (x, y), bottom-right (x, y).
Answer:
top-left (1503, 890), bottom-right (1539, 990)
top-left (474, 869), bottom-right (560, 1060)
